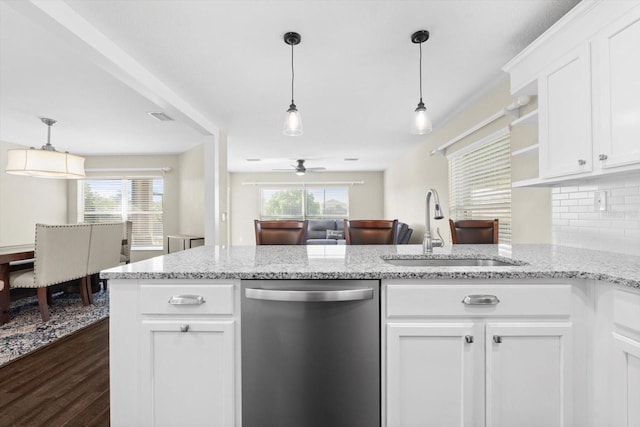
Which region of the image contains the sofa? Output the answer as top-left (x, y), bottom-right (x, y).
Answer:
top-left (305, 219), bottom-right (413, 245)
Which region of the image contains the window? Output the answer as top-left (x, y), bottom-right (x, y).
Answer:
top-left (79, 178), bottom-right (164, 249)
top-left (448, 131), bottom-right (512, 244)
top-left (260, 186), bottom-right (349, 219)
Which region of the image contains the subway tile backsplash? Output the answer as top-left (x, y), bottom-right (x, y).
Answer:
top-left (551, 174), bottom-right (640, 256)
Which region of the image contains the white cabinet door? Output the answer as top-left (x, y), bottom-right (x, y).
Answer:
top-left (539, 45), bottom-right (592, 178)
top-left (386, 323), bottom-right (478, 427)
top-left (485, 322), bottom-right (573, 427)
top-left (612, 333), bottom-right (640, 427)
top-left (595, 6), bottom-right (640, 170)
top-left (139, 320), bottom-right (235, 427)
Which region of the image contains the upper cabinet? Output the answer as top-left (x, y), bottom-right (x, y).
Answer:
top-left (504, 0), bottom-right (640, 186)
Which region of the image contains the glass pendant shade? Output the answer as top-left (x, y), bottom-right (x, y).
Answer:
top-left (6, 148), bottom-right (85, 178)
top-left (283, 103), bottom-right (303, 136)
top-left (411, 102), bottom-right (432, 135)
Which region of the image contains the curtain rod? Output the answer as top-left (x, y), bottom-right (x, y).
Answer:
top-left (430, 95), bottom-right (530, 156)
top-left (242, 180), bottom-right (364, 186)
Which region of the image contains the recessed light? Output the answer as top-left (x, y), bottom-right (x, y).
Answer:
top-left (344, 158), bottom-right (359, 161)
top-left (246, 158), bottom-right (261, 162)
top-left (147, 112), bottom-right (174, 121)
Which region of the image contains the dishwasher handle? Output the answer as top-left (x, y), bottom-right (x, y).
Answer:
top-left (245, 287), bottom-right (374, 302)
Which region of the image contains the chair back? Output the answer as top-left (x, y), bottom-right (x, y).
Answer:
top-left (88, 223), bottom-right (125, 275)
top-left (344, 219), bottom-right (399, 244)
top-left (255, 220), bottom-right (307, 245)
top-left (449, 219), bottom-right (499, 244)
top-left (120, 220), bottom-right (133, 263)
top-left (34, 223), bottom-right (92, 288)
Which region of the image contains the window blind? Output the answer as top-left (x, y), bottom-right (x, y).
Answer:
top-left (448, 133), bottom-right (512, 244)
top-left (79, 178), bottom-right (164, 249)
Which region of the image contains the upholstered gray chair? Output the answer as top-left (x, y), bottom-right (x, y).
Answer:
top-left (120, 220), bottom-right (133, 264)
top-left (9, 223), bottom-right (92, 321)
top-left (87, 222), bottom-right (125, 301)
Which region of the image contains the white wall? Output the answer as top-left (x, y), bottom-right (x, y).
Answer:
top-left (0, 140), bottom-right (67, 245)
top-left (178, 144), bottom-right (205, 237)
top-left (552, 174), bottom-right (640, 255)
top-left (384, 78), bottom-right (552, 244)
top-left (229, 171), bottom-right (384, 245)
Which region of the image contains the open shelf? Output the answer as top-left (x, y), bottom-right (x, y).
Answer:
top-left (510, 109), bottom-right (538, 128)
top-left (512, 144), bottom-right (539, 157)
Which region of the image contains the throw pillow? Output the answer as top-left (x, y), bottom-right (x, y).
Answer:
top-left (326, 229), bottom-right (344, 240)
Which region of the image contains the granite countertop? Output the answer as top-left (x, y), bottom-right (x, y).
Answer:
top-left (102, 244), bottom-right (640, 289)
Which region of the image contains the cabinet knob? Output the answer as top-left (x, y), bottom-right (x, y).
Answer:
top-left (493, 335), bottom-right (502, 344)
top-left (599, 154), bottom-right (608, 161)
top-left (465, 335), bottom-right (474, 344)
top-left (578, 159), bottom-right (586, 166)
top-left (180, 324), bottom-right (190, 333)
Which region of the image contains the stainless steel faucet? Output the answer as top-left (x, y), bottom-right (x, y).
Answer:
top-left (423, 188), bottom-right (445, 253)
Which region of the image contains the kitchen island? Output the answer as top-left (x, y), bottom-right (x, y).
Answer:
top-left (104, 244), bottom-right (640, 427)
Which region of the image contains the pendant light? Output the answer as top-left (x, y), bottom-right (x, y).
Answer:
top-left (5, 117), bottom-right (85, 179)
top-left (411, 30), bottom-right (432, 135)
top-left (283, 32), bottom-right (303, 136)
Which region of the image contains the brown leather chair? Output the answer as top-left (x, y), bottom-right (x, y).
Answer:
top-left (254, 220), bottom-right (307, 245)
top-left (449, 219), bottom-right (499, 244)
top-left (344, 219), bottom-right (399, 245)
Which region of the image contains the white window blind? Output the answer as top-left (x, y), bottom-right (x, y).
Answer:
top-left (79, 178), bottom-right (164, 249)
top-left (448, 132), bottom-right (512, 244)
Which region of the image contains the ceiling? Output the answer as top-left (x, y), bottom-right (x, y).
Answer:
top-left (0, 0), bottom-right (580, 173)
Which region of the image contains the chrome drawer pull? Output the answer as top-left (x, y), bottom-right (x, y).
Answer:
top-left (180, 324), bottom-right (190, 333)
top-left (462, 294), bottom-right (500, 305)
top-left (493, 335), bottom-right (502, 344)
top-left (465, 335), bottom-right (474, 344)
top-left (168, 295), bottom-right (206, 305)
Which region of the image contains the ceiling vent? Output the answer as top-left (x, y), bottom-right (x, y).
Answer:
top-left (147, 112), bottom-right (174, 122)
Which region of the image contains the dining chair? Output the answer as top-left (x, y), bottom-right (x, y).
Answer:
top-left (449, 219), bottom-right (499, 244)
top-left (9, 223), bottom-right (92, 321)
top-left (254, 220), bottom-right (308, 245)
top-left (87, 223), bottom-right (125, 302)
top-left (120, 220), bottom-right (133, 264)
top-left (344, 219), bottom-right (399, 244)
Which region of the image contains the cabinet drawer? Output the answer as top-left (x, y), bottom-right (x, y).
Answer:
top-left (140, 284), bottom-right (235, 315)
top-left (386, 284), bottom-right (572, 318)
top-left (614, 289), bottom-right (640, 333)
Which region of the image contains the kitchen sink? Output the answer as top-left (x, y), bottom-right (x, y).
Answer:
top-left (383, 258), bottom-right (521, 267)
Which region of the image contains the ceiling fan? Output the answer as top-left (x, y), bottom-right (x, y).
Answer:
top-left (273, 159), bottom-right (326, 176)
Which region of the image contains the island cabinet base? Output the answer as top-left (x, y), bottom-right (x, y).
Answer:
top-left (109, 277), bottom-right (640, 427)
top-left (109, 279), bottom-right (241, 427)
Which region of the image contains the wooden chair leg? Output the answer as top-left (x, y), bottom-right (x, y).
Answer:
top-left (102, 278), bottom-right (108, 292)
top-left (80, 277), bottom-right (91, 306)
top-left (37, 287), bottom-right (50, 322)
top-left (46, 287), bottom-right (53, 306)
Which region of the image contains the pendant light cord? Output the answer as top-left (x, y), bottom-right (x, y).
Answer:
top-left (418, 41), bottom-right (423, 104)
top-left (291, 42), bottom-right (295, 104)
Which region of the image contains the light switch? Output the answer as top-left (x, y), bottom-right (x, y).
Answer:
top-left (594, 190), bottom-right (607, 211)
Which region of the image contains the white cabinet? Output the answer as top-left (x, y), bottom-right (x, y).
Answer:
top-left (611, 288), bottom-right (640, 427)
top-left (485, 322), bottom-right (573, 427)
top-left (140, 320), bottom-right (235, 427)
top-left (386, 323), bottom-right (478, 427)
top-left (109, 279), bottom-right (240, 426)
top-left (384, 281), bottom-right (575, 427)
top-left (538, 45), bottom-right (592, 178)
top-left (594, 8), bottom-right (640, 170)
top-left (504, 1), bottom-right (640, 186)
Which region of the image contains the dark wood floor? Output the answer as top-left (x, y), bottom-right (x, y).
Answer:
top-left (0, 318), bottom-right (110, 426)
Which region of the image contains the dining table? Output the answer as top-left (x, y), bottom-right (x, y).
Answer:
top-left (0, 244), bottom-right (35, 325)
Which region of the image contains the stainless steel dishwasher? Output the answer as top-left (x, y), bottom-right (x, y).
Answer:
top-left (241, 280), bottom-right (380, 427)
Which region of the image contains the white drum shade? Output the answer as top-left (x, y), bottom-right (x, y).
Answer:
top-left (5, 148), bottom-right (85, 179)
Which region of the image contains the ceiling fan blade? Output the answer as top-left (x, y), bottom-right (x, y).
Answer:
top-left (307, 167), bottom-right (326, 171)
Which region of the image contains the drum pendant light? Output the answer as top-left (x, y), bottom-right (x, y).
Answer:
top-left (5, 117), bottom-right (85, 179)
top-left (411, 30), bottom-right (432, 135)
top-left (283, 32), bottom-right (303, 136)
